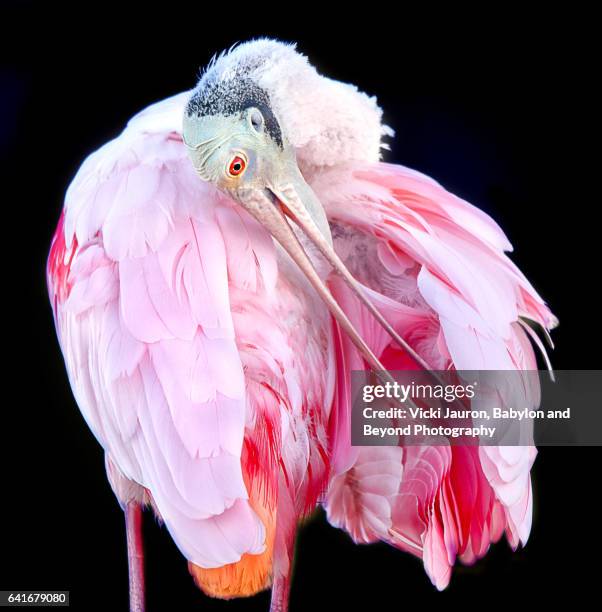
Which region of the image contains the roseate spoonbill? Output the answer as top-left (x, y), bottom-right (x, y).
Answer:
top-left (47, 39), bottom-right (556, 611)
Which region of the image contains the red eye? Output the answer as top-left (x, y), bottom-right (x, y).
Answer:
top-left (228, 155), bottom-right (246, 177)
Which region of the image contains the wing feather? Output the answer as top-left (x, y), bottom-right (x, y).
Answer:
top-left (48, 94), bottom-right (268, 568)
top-left (319, 161), bottom-right (554, 587)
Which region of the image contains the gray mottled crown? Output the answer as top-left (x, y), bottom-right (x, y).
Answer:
top-left (186, 58), bottom-right (284, 148)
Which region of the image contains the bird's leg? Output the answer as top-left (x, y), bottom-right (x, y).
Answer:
top-left (270, 480), bottom-right (297, 612)
top-left (125, 501), bottom-right (145, 612)
top-left (270, 571), bottom-right (292, 612)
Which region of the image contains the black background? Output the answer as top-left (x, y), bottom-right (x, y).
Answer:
top-left (2, 4), bottom-right (600, 610)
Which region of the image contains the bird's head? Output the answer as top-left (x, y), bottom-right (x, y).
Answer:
top-left (183, 40), bottom-right (358, 246)
top-left (183, 39), bottom-right (400, 372)
top-left (183, 72), bottom-right (289, 195)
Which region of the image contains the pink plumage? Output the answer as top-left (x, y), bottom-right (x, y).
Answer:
top-left (47, 39), bottom-right (555, 611)
top-left (49, 105), bottom-right (333, 573)
top-left (319, 161), bottom-right (552, 589)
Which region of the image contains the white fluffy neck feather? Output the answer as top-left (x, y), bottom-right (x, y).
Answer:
top-left (198, 39), bottom-right (392, 173)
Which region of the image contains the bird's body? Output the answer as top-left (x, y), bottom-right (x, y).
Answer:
top-left (48, 95), bottom-right (335, 597)
top-left (48, 40), bottom-right (556, 609)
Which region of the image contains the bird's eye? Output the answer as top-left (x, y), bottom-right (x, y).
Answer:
top-left (249, 108), bottom-right (264, 132)
top-left (227, 155), bottom-right (246, 177)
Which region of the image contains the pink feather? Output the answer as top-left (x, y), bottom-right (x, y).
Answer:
top-left (318, 161), bottom-right (554, 588)
top-left (48, 97), bottom-right (334, 570)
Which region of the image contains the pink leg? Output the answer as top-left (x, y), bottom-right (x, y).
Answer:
top-left (125, 501), bottom-right (145, 612)
top-left (270, 572), bottom-right (292, 612)
top-left (270, 479), bottom-right (297, 612)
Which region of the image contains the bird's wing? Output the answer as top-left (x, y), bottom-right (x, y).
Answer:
top-left (314, 161), bottom-right (555, 588)
top-left (47, 93), bottom-right (276, 568)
